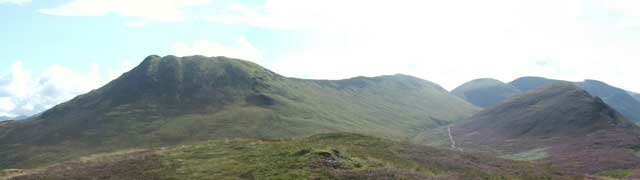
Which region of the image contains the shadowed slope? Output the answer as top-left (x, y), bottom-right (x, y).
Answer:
top-left (0, 55), bottom-right (478, 169)
top-left (451, 78), bottom-right (521, 108)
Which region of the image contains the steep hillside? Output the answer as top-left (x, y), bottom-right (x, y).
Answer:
top-left (6, 133), bottom-right (578, 180)
top-left (424, 83), bottom-right (640, 174)
top-left (451, 78), bottom-right (521, 108)
top-left (0, 55), bottom-right (478, 169)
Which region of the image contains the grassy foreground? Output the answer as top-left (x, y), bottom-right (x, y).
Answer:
top-left (6, 133), bottom-right (579, 180)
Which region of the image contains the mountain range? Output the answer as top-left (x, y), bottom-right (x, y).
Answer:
top-left (1, 55), bottom-right (639, 179)
top-left (0, 116), bottom-right (11, 122)
top-left (0, 116), bottom-right (27, 122)
top-left (0, 55), bottom-right (477, 169)
top-left (452, 76), bottom-right (640, 123)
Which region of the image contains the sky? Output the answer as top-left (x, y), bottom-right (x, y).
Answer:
top-left (1, 0), bottom-right (640, 117)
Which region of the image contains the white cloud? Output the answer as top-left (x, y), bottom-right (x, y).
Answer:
top-left (0, 98), bottom-right (16, 114)
top-left (0, 61), bottom-right (134, 117)
top-left (126, 21), bottom-right (146, 27)
top-left (0, 0), bottom-right (30, 5)
top-left (173, 37), bottom-right (264, 63)
top-left (606, 0), bottom-right (640, 17)
top-left (39, 0), bottom-right (211, 22)
top-left (208, 0), bottom-right (640, 92)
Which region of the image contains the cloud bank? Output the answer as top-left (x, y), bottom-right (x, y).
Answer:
top-left (0, 61), bottom-right (134, 117)
top-left (38, 0), bottom-right (211, 22)
top-left (0, 0), bottom-right (30, 5)
top-left (209, 0), bottom-right (640, 91)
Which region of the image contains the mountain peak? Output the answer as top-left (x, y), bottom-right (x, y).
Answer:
top-left (43, 55), bottom-right (283, 118)
top-left (133, 55), bottom-right (280, 80)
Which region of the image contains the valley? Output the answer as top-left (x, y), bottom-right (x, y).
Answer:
top-left (0, 55), bottom-right (639, 179)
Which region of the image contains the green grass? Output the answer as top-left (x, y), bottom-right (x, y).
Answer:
top-left (8, 133), bottom-right (577, 180)
top-left (157, 133), bottom-right (419, 179)
top-left (596, 169), bottom-right (634, 179)
top-left (500, 148), bottom-right (548, 161)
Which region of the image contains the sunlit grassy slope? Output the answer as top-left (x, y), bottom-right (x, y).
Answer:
top-left (0, 55), bottom-right (478, 169)
top-left (9, 133), bottom-right (578, 180)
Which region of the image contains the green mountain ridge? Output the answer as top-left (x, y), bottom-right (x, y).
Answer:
top-left (0, 55), bottom-right (478, 169)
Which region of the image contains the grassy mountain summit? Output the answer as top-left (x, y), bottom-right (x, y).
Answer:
top-left (0, 55), bottom-right (478, 169)
top-left (451, 78), bottom-right (522, 108)
top-left (445, 83), bottom-right (640, 174)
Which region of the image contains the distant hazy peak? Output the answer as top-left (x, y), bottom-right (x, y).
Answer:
top-left (509, 76), bottom-right (559, 92)
top-left (451, 78), bottom-right (521, 108)
top-left (452, 78), bottom-right (509, 91)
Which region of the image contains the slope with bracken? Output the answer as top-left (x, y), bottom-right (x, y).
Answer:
top-left (5, 133), bottom-right (579, 180)
top-left (507, 76), bottom-right (640, 123)
top-left (433, 83), bottom-right (640, 174)
top-left (451, 78), bottom-right (522, 108)
top-left (0, 55), bottom-right (478, 169)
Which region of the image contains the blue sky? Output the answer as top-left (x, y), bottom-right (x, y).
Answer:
top-left (2, 0), bottom-right (640, 117)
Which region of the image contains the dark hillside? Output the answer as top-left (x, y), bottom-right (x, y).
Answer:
top-left (420, 83), bottom-right (640, 174)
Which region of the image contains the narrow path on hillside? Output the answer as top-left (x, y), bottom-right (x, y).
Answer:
top-left (448, 126), bottom-right (456, 150)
